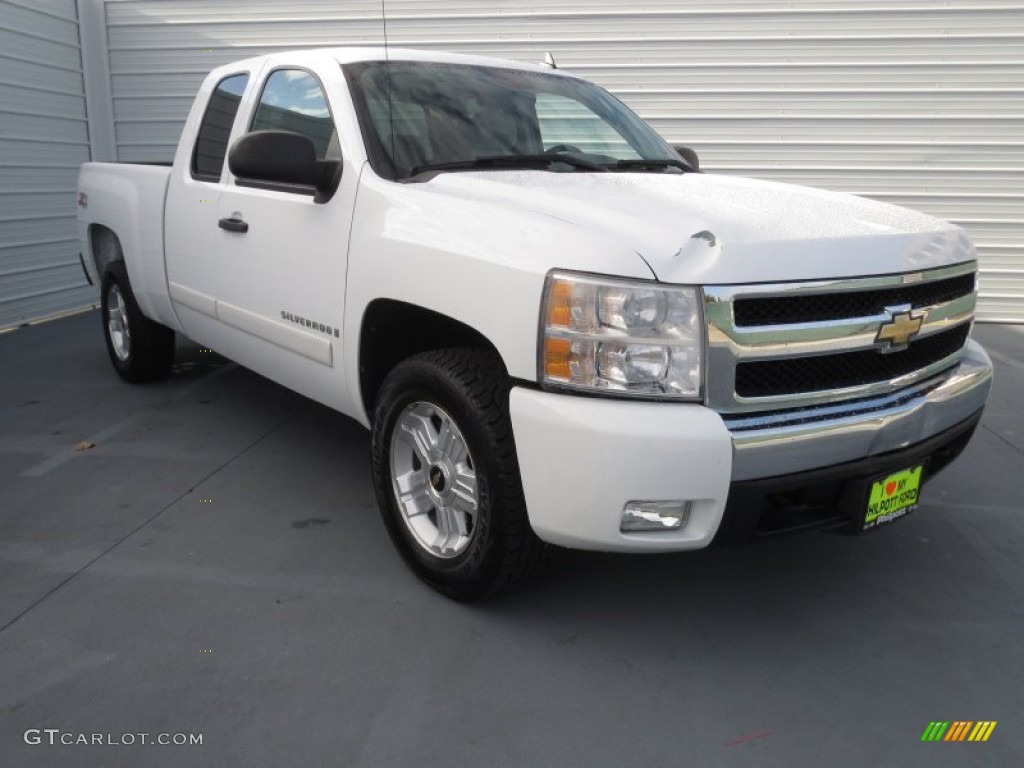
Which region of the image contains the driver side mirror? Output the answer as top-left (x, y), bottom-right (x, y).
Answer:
top-left (228, 130), bottom-right (341, 198)
top-left (672, 144), bottom-right (700, 171)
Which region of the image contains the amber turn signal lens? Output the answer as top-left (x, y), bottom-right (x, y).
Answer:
top-left (543, 337), bottom-right (572, 380)
top-left (547, 279), bottom-right (572, 327)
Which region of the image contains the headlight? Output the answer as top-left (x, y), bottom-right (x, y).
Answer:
top-left (539, 271), bottom-right (703, 399)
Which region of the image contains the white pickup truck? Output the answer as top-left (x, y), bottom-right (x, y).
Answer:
top-left (78, 47), bottom-right (992, 598)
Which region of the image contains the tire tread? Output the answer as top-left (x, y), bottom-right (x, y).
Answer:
top-left (101, 261), bottom-right (175, 383)
top-left (371, 348), bottom-right (547, 599)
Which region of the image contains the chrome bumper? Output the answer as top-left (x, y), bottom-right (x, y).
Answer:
top-left (727, 339), bottom-right (993, 481)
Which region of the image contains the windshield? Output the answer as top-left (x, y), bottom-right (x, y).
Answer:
top-left (344, 60), bottom-right (684, 180)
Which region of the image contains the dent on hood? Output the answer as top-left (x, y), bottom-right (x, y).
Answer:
top-left (666, 229), bottom-right (722, 281)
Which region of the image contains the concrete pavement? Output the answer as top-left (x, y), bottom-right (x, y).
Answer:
top-left (1, 311), bottom-right (1022, 767)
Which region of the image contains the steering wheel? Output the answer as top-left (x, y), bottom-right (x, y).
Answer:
top-left (544, 143), bottom-right (584, 155)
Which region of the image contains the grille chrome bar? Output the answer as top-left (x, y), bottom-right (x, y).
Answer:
top-left (703, 261), bottom-right (977, 414)
top-left (722, 372), bottom-right (949, 433)
top-left (727, 344), bottom-right (992, 482)
top-left (733, 271), bottom-right (976, 327)
top-left (735, 324), bottom-right (969, 398)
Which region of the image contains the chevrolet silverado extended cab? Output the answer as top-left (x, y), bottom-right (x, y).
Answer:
top-left (77, 48), bottom-right (992, 599)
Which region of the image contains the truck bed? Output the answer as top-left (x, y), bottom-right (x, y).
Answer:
top-left (77, 161), bottom-right (177, 329)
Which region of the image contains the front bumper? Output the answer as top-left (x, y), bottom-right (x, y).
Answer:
top-left (509, 340), bottom-right (993, 551)
top-left (714, 410), bottom-right (981, 543)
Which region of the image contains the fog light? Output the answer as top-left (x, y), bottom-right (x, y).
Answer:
top-left (621, 501), bottom-right (690, 532)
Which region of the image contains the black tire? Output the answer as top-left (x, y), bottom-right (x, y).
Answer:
top-left (371, 348), bottom-right (546, 600)
top-left (100, 261), bottom-right (175, 383)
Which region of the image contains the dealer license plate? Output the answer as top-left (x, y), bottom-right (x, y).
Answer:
top-left (863, 465), bottom-right (924, 531)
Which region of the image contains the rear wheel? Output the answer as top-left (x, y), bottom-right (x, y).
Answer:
top-left (371, 348), bottom-right (546, 599)
top-left (101, 261), bottom-right (175, 382)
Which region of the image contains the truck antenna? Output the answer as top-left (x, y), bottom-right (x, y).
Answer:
top-left (543, 52), bottom-right (558, 69)
top-left (381, 1), bottom-right (396, 174)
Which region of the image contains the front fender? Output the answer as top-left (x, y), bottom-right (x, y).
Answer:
top-left (343, 173), bottom-right (654, 402)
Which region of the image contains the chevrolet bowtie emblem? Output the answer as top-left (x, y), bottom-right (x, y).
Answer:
top-left (876, 310), bottom-right (924, 350)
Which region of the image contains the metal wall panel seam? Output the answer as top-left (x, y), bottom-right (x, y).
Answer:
top-left (0, 52), bottom-right (85, 74)
top-left (2, 0), bottom-right (80, 23)
top-left (0, 0), bottom-right (95, 328)
top-left (91, 0), bottom-right (1024, 323)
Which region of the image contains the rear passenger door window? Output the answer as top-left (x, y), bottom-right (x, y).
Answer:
top-left (250, 69), bottom-right (339, 161)
top-left (192, 73), bottom-right (249, 181)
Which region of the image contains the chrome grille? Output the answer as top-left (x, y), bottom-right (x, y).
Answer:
top-left (733, 272), bottom-right (976, 327)
top-left (735, 324), bottom-right (970, 398)
top-left (703, 262), bottom-right (977, 414)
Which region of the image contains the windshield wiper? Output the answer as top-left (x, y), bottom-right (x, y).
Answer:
top-left (610, 158), bottom-right (692, 173)
top-left (409, 153), bottom-right (607, 178)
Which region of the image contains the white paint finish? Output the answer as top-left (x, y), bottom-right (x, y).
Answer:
top-left (0, 0), bottom-right (95, 329)
top-left (215, 300), bottom-right (333, 368)
top-left (93, 0), bottom-right (1020, 321)
top-left (169, 50), bottom-right (361, 413)
top-left (343, 168), bottom-right (654, 395)
top-left (170, 303), bottom-right (346, 414)
top-left (420, 171), bottom-right (974, 285)
top-left (163, 57), bottom-right (265, 341)
top-left (78, 45), bottom-right (987, 409)
top-left (167, 281), bottom-right (214, 317)
top-left (510, 387), bottom-right (733, 551)
top-left (76, 161), bottom-right (178, 327)
top-left (76, 47), bottom-right (997, 553)
top-left (81, 49), bottom-right (361, 414)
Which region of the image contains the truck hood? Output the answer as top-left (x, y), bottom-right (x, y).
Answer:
top-left (424, 171), bottom-right (973, 284)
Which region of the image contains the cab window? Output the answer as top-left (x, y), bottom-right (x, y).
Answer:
top-left (191, 73), bottom-right (249, 181)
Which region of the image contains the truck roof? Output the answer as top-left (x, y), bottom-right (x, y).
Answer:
top-left (210, 46), bottom-right (577, 80)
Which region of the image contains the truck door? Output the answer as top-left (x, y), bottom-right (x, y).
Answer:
top-left (213, 66), bottom-right (357, 411)
top-left (165, 69), bottom-right (255, 341)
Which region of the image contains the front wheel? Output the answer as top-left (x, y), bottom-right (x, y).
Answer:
top-left (370, 349), bottom-right (546, 599)
top-left (101, 262), bottom-right (175, 382)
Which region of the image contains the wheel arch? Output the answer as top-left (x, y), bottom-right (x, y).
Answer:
top-left (88, 224), bottom-right (124, 278)
top-left (358, 299), bottom-right (507, 423)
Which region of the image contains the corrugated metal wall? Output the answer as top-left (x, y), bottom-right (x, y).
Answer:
top-left (105, 0), bottom-right (385, 162)
top-left (0, 0), bottom-right (96, 329)
top-left (99, 1), bottom-right (1024, 322)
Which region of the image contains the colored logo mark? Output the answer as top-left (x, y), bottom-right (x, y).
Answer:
top-left (921, 721), bottom-right (996, 742)
top-left (876, 309), bottom-right (924, 349)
